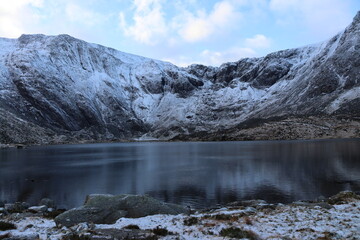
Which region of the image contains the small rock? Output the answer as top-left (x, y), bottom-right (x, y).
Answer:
top-left (0, 207), bottom-right (6, 214)
top-left (316, 195), bottom-right (327, 202)
top-left (4, 203), bottom-right (15, 211)
top-left (243, 207), bottom-right (257, 215)
top-left (21, 202), bottom-right (30, 209)
top-left (0, 201), bottom-right (4, 208)
top-left (256, 204), bottom-right (276, 211)
top-left (70, 222), bottom-right (94, 232)
top-left (25, 224), bottom-right (34, 229)
top-left (8, 202), bottom-right (29, 212)
top-left (28, 205), bottom-right (48, 213)
top-left (5, 202), bottom-right (29, 213)
top-left (39, 198), bottom-right (56, 209)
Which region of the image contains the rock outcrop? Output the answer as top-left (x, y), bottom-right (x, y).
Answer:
top-left (54, 194), bottom-right (189, 227)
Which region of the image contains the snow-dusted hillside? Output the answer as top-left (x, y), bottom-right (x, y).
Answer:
top-left (1, 12), bottom-right (360, 144)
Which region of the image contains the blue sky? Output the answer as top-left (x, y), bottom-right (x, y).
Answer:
top-left (1, 0), bottom-right (359, 66)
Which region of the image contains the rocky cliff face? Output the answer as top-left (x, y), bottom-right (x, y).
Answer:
top-left (1, 13), bottom-right (360, 144)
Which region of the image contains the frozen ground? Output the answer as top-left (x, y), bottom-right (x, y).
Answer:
top-left (1, 192), bottom-right (359, 239)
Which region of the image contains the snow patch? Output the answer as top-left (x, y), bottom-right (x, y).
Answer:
top-left (326, 86), bottom-right (360, 113)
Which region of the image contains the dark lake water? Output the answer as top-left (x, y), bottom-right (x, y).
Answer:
top-left (0, 139), bottom-right (359, 209)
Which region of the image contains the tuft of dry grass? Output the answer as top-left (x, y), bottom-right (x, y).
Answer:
top-left (151, 226), bottom-right (174, 236)
top-left (244, 216), bottom-right (253, 225)
top-left (219, 227), bottom-right (260, 240)
top-left (184, 217), bottom-right (199, 226)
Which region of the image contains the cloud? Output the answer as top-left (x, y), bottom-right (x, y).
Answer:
top-left (0, 0), bottom-right (44, 37)
top-left (119, 0), bottom-right (168, 45)
top-left (161, 56), bottom-right (194, 67)
top-left (269, 0), bottom-right (354, 38)
top-left (119, 0), bottom-right (244, 44)
top-left (245, 34), bottom-right (271, 49)
top-left (162, 45), bottom-right (257, 67)
top-left (200, 47), bottom-right (257, 66)
top-left (177, 1), bottom-right (242, 42)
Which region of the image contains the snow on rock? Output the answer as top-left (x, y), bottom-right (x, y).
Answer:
top-left (2, 216), bottom-right (59, 239)
top-left (0, 11), bottom-right (360, 144)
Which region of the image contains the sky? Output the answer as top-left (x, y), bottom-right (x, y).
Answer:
top-left (0, 0), bottom-right (359, 67)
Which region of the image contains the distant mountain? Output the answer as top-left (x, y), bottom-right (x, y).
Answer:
top-left (1, 12), bottom-right (360, 145)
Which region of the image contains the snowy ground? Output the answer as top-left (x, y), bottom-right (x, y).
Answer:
top-left (96, 200), bottom-right (360, 240)
top-left (1, 193), bottom-right (359, 240)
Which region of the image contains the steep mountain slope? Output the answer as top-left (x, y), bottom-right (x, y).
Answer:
top-left (1, 13), bottom-right (360, 144)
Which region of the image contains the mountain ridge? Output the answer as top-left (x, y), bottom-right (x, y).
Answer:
top-left (0, 12), bottom-right (360, 144)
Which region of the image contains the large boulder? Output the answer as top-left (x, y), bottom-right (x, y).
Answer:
top-left (54, 206), bottom-right (127, 227)
top-left (55, 194), bottom-right (189, 227)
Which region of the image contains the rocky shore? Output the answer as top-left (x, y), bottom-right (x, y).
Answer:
top-left (0, 192), bottom-right (359, 240)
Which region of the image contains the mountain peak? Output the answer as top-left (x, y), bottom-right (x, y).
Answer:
top-left (18, 34), bottom-right (46, 44)
top-left (354, 11), bottom-right (360, 23)
top-left (350, 11), bottom-right (360, 28)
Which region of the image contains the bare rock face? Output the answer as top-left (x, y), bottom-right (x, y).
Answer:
top-left (0, 12), bottom-right (360, 144)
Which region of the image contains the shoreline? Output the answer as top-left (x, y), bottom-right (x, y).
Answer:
top-left (1, 191), bottom-right (359, 239)
top-left (1, 136), bottom-right (359, 150)
top-left (1, 115), bottom-right (359, 149)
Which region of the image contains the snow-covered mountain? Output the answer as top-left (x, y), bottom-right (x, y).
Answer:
top-left (1, 12), bottom-right (360, 144)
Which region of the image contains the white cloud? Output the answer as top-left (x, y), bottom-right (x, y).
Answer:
top-left (119, 0), bottom-right (168, 45)
top-left (177, 1), bottom-right (242, 42)
top-left (162, 45), bottom-right (257, 67)
top-left (245, 34), bottom-right (271, 49)
top-left (119, 0), bottom-right (244, 44)
top-left (200, 47), bottom-right (257, 66)
top-left (269, 0), bottom-right (354, 38)
top-left (162, 56), bottom-right (194, 67)
top-left (0, 0), bottom-right (43, 13)
top-left (0, 0), bottom-right (44, 37)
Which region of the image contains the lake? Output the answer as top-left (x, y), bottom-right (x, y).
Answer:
top-left (0, 139), bottom-right (359, 209)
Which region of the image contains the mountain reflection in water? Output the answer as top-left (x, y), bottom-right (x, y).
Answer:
top-left (0, 139), bottom-right (359, 209)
